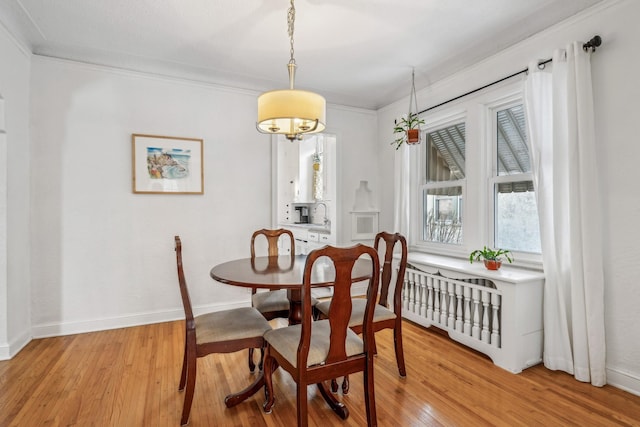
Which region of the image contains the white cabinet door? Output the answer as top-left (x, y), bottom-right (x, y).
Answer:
top-left (277, 138), bottom-right (299, 223)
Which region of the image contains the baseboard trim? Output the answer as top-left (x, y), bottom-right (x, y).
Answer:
top-left (31, 301), bottom-right (249, 339)
top-left (606, 367), bottom-right (640, 397)
top-left (0, 329), bottom-right (32, 361)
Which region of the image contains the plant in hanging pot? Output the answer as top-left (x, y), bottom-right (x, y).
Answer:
top-left (392, 113), bottom-right (425, 149)
top-left (469, 246), bottom-right (513, 270)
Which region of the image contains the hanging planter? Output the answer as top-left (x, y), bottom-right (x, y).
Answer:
top-left (406, 128), bottom-right (420, 143)
top-left (393, 114), bottom-right (424, 148)
top-left (391, 69), bottom-right (425, 150)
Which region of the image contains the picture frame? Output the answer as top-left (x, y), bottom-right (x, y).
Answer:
top-left (132, 134), bottom-right (204, 194)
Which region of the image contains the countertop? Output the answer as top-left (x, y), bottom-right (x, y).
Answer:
top-left (279, 223), bottom-right (331, 234)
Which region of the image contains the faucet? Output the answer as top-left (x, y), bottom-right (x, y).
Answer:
top-left (315, 202), bottom-right (330, 228)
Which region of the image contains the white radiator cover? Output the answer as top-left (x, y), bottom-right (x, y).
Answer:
top-left (400, 253), bottom-right (545, 374)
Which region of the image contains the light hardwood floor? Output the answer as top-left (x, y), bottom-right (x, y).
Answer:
top-left (1, 319), bottom-right (639, 426)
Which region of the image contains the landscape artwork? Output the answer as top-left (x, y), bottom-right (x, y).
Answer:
top-left (132, 134), bottom-right (203, 194)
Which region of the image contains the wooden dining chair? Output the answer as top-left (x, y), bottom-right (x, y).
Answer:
top-left (262, 244), bottom-right (381, 427)
top-left (248, 228), bottom-right (295, 371)
top-left (250, 228), bottom-right (295, 319)
top-left (315, 231), bottom-right (408, 394)
top-left (174, 236), bottom-right (272, 426)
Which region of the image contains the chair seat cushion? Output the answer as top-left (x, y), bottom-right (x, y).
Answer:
top-left (252, 289), bottom-right (290, 313)
top-left (252, 289), bottom-right (319, 314)
top-left (195, 307), bottom-right (272, 345)
top-left (264, 319), bottom-right (363, 368)
top-left (315, 299), bottom-right (397, 327)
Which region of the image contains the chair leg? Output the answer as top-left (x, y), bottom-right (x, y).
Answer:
top-left (262, 351), bottom-right (276, 414)
top-left (342, 375), bottom-right (350, 394)
top-left (297, 384), bottom-right (309, 427)
top-left (364, 355), bottom-right (378, 426)
top-left (394, 323), bottom-right (407, 377)
top-left (181, 349), bottom-right (197, 426)
top-left (330, 376), bottom-right (350, 394)
top-left (259, 347), bottom-right (265, 371)
top-left (248, 348), bottom-right (256, 373)
top-left (179, 337), bottom-right (188, 391)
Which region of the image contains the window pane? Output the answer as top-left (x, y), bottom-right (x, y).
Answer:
top-left (426, 123), bottom-right (466, 182)
top-left (495, 181), bottom-right (541, 253)
top-left (497, 105), bottom-right (530, 175)
top-left (423, 187), bottom-right (463, 244)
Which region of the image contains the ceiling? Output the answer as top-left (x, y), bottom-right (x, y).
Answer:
top-left (0, 0), bottom-right (602, 110)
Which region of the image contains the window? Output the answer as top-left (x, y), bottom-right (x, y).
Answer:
top-left (491, 104), bottom-right (541, 253)
top-left (421, 121), bottom-right (465, 244)
top-left (412, 83), bottom-right (541, 263)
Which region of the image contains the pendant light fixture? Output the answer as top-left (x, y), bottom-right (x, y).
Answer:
top-left (256, 0), bottom-right (326, 141)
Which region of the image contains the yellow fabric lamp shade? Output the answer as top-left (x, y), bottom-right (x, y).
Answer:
top-left (257, 89), bottom-right (326, 139)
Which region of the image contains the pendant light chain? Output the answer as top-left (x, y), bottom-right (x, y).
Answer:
top-left (288, 0), bottom-right (296, 66)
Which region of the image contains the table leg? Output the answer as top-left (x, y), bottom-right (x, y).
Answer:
top-left (224, 371), bottom-right (265, 408)
top-left (317, 381), bottom-right (349, 419)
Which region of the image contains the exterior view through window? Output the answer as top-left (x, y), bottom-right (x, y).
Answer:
top-left (493, 104), bottom-right (541, 253)
top-left (423, 122), bottom-right (465, 244)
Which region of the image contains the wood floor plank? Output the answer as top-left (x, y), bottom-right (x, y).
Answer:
top-left (1, 319), bottom-right (639, 426)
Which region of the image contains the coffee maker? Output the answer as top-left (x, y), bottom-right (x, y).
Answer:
top-left (294, 206), bottom-right (309, 224)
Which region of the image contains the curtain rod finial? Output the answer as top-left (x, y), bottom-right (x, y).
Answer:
top-left (584, 35), bottom-right (602, 52)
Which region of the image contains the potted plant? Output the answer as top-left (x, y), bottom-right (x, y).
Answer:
top-left (392, 113), bottom-right (425, 149)
top-left (469, 246), bottom-right (513, 270)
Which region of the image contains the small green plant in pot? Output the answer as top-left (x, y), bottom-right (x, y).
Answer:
top-left (392, 113), bottom-right (425, 150)
top-left (469, 246), bottom-right (513, 270)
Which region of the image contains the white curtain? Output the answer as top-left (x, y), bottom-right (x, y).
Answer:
top-left (524, 42), bottom-right (606, 386)
top-left (393, 144), bottom-right (411, 237)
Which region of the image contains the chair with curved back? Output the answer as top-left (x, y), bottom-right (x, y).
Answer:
top-left (262, 244), bottom-right (381, 427)
top-left (174, 236), bottom-right (272, 426)
top-left (247, 228), bottom-right (295, 371)
top-left (315, 231), bottom-right (408, 393)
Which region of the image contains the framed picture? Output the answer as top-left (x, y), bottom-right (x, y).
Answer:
top-left (132, 134), bottom-right (204, 194)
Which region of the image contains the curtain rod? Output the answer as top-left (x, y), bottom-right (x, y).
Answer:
top-left (415, 35), bottom-right (602, 116)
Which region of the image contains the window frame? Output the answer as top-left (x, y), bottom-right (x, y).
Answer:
top-left (411, 109), bottom-right (468, 256)
top-left (409, 80), bottom-right (542, 267)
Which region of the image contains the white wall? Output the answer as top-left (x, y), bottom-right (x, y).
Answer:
top-left (0, 23), bottom-right (31, 358)
top-left (324, 106), bottom-right (378, 245)
top-left (29, 58), bottom-right (271, 335)
top-left (377, 0), bottom-right (640, 394)
top-left (27, 57), bottom-right (376, 337)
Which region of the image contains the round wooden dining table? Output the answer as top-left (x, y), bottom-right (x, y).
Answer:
top-left (210, 254), bottom-right (372, 325)
top-left (209, 253), bottom-right (373, 412)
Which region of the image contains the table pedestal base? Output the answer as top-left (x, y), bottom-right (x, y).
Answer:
top-left (224, 372), bottom-right (265, 408)
top-left (317, 381), bottom-right (349, 419)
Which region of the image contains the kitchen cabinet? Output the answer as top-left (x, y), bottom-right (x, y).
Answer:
top-left (276, 134), bottom-right (337, 229)
top-left (288, 225), bottom-right (332, 255)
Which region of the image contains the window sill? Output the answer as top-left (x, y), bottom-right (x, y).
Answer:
top-left (406, 251), bottom-right (545, 283)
